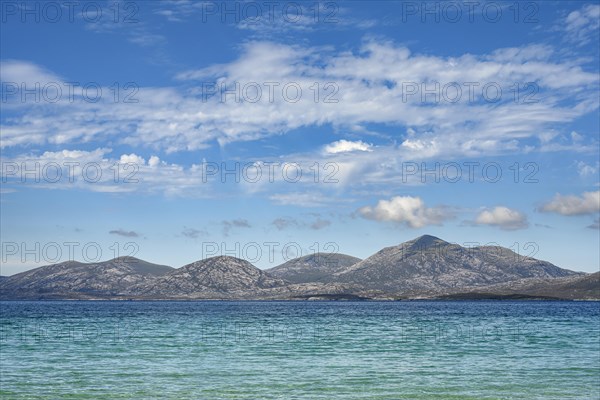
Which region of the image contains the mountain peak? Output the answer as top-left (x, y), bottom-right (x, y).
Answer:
top-left (406, 234), bottom-right (447, 249)
top-left (109, 256), bottom-right (143, 263)
top-left (266, 253), bottom-right (362, 284)
top-left (198, 255), bottom-right (250, 267)
top-left (208, 255), bottom-right (245, 262)
top-left (185, 256), bottom-right (255, 272)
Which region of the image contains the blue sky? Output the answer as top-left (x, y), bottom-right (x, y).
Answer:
top-left (1, 0), bottom-right (599, 274)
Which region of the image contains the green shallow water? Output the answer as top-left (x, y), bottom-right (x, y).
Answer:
top-left (1, 301), bottom-right (599, 399)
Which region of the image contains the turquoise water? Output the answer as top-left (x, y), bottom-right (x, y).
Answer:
top-left (1, 301), bottom-right (599, 399)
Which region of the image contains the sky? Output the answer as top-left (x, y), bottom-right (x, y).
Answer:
top-left (0, 0), bottom-right (599, 275)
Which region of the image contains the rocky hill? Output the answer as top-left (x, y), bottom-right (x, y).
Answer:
top-left (449, 271), bottom-right (600, 300)
top-left (132, 256), bottom-right (288, 299)
top-left (0, 257), bottom-right (173, 299)
top-left (265, 253), bottom-right (361, 284)
top-left (332, 235), bottom-right (580, 295)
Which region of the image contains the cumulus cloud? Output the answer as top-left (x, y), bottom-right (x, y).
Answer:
top-left (540, 191), bottom-right (600, 216)
top-left (148, 156), bottom-right (161, 167)
top-left (120, 153), bottom-right (146, 165)
top-left (109, 229), bottom-right (140, 237)
top-left (473, 207), bottom-right (529, 230)
top-left (324, 140), bottom-right (372, 154)
top-left (359, 196), bottom-right (453, 228)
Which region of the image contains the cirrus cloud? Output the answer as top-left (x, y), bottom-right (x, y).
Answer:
top-left (2, 38), bottom-right (598, 156)
top-left (564, 4), bottom-right (600, 45)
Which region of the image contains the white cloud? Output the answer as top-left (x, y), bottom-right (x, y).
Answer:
top-left (0, 60), bottom-right (62, 87)
top-left (148, 156), bottom-right (161, 167)
top-left (359, 196), bottom-right (453, 228)
top-left (564, 4), bottom-right (600, 45)
top-left (324, 139), bottom-right (372, 154)
top-left (120, 153), bottom-right (146, 165)
top-left (576, 161), bottom-right (599, 177)
top-left (473, 207), bottom-right (528, 230)
top-left (400, 139), bottom-right (439, 158)
top-left (0, 149), bottom-right (215, 197)
top-left (540, 190), bottom-right (600, 216)
top-left (154, 2), bottom-right (376, 34)
top-left (0, 146), bottom-right (425, 200)
top-left (2, 39), bottom-right (598, 156)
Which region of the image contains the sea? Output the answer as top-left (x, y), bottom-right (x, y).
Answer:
top-left (1, 301), bottom-right (599, 399)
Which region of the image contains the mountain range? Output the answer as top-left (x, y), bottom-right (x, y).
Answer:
top-left (0, 257), bottom-right (172, 299)
top-left (1, 235), bottom-right (597, 300)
